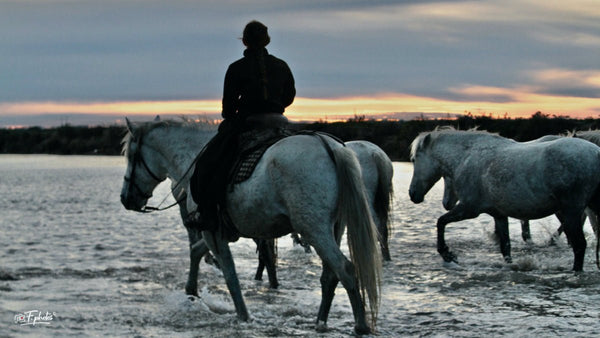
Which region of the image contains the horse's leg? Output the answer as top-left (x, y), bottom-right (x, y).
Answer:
top-left (186, 237), bottom-right (209, 296)
top-left (319, 251), bottom-right (369, 334)
top-left (263, 239), bottom-right (279, 289)
top-left (308, 223), bottom-right (371, 335)
top-left (437, 203), bottom-right (479, 263)
top-left (585, 208), bottom-right (600, 268)
top-left (179, 198), bottom-right (208, 296)
top-left (316, 262), bottom-right (339, 333)
top-left (253, 239), bottom-right (266, 281)
top-left (377, 217), bottom-right (391, 261)
top-left (202, 230), bottom-right (249, 321)
top-left (559, 211), bottom-right (587, 271)
top-left (586, 208), bottom-right (599, 238)
top-left (313, 222), bottom-right (344, 332)
top-left (494, 217), bottom-right (512, 263)
top-left (550, 214), bottom-right (566, 246)
top-left (183, 226), bottom-right (203, 296)
top-left (520, 220), bottom-right (532, 243)
top-left (254, 239), bottom-right (279, 289)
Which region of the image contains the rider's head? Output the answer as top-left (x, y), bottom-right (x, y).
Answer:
top-left (242, 21), bottom-right (270, 49)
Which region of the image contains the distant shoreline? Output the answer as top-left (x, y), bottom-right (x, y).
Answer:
top-left (2, 113), bottom-right (600, 161)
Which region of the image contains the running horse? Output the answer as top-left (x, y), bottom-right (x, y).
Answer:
top-left (120, 119), bottom-right (382, 334)
top-left (409, 128), bottom-right (600, 271)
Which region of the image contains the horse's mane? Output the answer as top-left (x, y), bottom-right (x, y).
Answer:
top-left (572, 129), bottom-right (600, 146)
top-left (121, 117), bottom-right (218, 156)
top-left (409, 126), bottom-right (499, 161)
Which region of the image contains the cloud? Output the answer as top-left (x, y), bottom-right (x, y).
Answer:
top-left (448, 85), bottom-right (518, 103)
top-left (4, 89), bottom-right (600, 126)
top-left (529, 68), bottom-right (600, 98)
top-left (1, 0), bottom-right (599, 121)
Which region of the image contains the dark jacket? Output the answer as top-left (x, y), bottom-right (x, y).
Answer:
top-left (222, 48), bottom-right (295, 119)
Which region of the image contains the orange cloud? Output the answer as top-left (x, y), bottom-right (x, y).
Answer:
top-left (0, 100), bottom-right (221, 116)
top-left (531, 69), bottom-right (600, 87)
top-left (2, 90), bottom-right (599, 123)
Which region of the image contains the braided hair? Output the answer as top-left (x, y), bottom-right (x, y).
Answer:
top-left (243, 21), bottom-right (270, 100)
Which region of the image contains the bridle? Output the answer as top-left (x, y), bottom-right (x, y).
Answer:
top-left (124, 133), bottom-right (183, 213)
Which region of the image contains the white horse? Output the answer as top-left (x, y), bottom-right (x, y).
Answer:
top-left (253, 140), bottom-right (394, 284)
top-left (119, 117), bottom-right (392, 293)
top-left (409, 128), bottom-right (600, 271)
top-left (346, 140), bottom-right (394, 261)
top-left (518, 131), bottom-right (600, 242)
top-left (120, 119), bottom-right (382, 334)
top-left (441, 134), bottom-right (567, 243)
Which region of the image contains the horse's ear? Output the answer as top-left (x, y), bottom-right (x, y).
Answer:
top-left (125, 117), bottom-right (136, 139)
top-left (422, 134), bottom-right (431, 147)
top-left (154, 115), bottom-right (160, 122)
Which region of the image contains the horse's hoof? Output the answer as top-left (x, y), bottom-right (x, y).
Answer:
top-left (187, 295), bottom-right (197, 302)
top-left (185, 288), bottom-right (199, 298)
top-left (354, 325), bottom-right (371, 335)
top-left (441, 251), bottom-right (458, 264)
top-left (316, 320), bottom-right (328, 333)
top-left (504, 256), bottom-right (513, 264)
top-left (382, 252), bottom-right (392, 262)
top-left (443, 260), bottom-right (462, 269)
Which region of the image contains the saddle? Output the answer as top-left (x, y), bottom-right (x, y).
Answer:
top-left (229, 126), bottom-right (292, 185)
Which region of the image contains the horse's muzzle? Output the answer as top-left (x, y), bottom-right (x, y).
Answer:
top-left (409, 189), bottom-right (424, 203)
top-left (120, 194), bottom-right (145, 212)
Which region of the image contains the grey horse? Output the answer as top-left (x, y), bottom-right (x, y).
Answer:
top-left (409, 128), bottom-right (600, 271)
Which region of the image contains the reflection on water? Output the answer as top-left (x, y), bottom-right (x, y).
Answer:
top-left (1, 155), bottom-right (600, 336)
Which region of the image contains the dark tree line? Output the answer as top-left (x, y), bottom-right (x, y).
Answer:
top-left (293, 112), bottom-right (600, 161)
top-left (2, 112), bottom-right (600, 161)
top-left (0, 125), bottom-right (125, 155)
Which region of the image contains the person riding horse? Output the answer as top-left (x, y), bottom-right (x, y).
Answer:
top-left (190, 21), bottom-right (296, 232)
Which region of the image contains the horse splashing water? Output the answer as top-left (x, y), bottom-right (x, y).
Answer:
top-left (120, 117), bottom-right (392, 291)
top-left (120, 119), bottom-right (382, 334)
top-left (409, 128), bottom-right (600, 271)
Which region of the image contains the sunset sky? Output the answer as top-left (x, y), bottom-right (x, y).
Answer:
top-left (1, 0), bottom-right (599, 127)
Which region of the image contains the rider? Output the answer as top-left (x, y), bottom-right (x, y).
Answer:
top-left (191, 20), bottom-right (296, 232)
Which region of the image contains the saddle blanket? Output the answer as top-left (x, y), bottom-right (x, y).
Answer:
top-left (229, 128), bottom-right (292, 185)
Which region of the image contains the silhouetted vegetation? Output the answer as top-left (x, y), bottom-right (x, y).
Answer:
top-left (2, 112), bottom-right (600, 161)
top-left (0, 125), bottom-right (125, 155)
top-left (291, 112), bottom-right (600, 161)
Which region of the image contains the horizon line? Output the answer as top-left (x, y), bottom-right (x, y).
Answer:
top-left (1, 90), bottom-right (600, 127)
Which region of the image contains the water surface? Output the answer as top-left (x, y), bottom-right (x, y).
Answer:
top-left (1, 155), bottom-right (600, 337)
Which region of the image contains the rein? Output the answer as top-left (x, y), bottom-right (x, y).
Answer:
top-left (141, 159), bottom-right (198, 213)
top-left (124, 133), bottom-right (189, 213)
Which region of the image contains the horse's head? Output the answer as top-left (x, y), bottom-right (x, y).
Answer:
top-left (120, 118), bottom-right (168, 212)
top-left (408, 133), bottom-right (442, 203)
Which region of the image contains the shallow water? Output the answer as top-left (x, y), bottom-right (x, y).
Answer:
top-left (2, 155), bottom-right (600, 337)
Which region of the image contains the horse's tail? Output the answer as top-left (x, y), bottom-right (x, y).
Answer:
top-left (332, 146), bottom-right (382, 329)
top-left (373, 149), bottom-right (394, 244)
